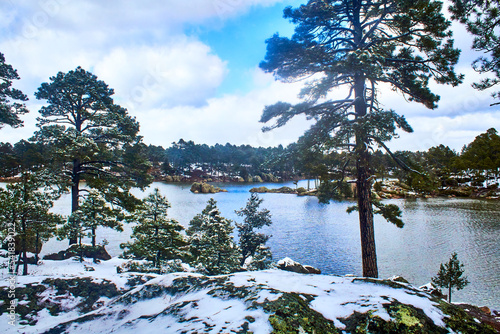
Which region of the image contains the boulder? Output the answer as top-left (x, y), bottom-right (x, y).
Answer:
top-left (43, 245), bottom-right (111, 261)
top-left (43, 250), bottom-right (66, 261)
top-left (419, 282), bottom-right (445, 299)
top-left (277, 257), bottom-right (320, 274)
top-left (303, 265), bottom-right (321, 274)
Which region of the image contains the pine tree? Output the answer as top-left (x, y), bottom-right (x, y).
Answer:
top-left (121, 188), bottom-right (188, 268)
top-left (432, 252), bottom-right (469, 303)
top-left (235, 194), bottom-right (273, 268)
top-left (0, 173), bottom-right (62, 275)
top-left (187, 198), bottom-right (240, 275)
top-left (59, 190), bottom-right (124, 263)
top-left (32, 66), bottom-right (152, 245)
top-left (0, 52), bottom-right (28, 129)
top-left (259, 0), bottom-right (462, 277)
top-left (450, 0), bottom-right (500, 104)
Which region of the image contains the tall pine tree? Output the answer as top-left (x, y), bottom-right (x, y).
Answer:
top-left (32, 67), bottom-right (152, 244)
top-left (0, 52), bottom-right (28, 129)
top-left (450, 0), bottom-right (500, 104)
top-left (260, 0), bottom-right (462, 277)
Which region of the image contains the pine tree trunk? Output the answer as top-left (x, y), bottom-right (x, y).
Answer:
top-left (448, 285), bottom-right (452, 303)
top-left (92, 226), bottom-right (97, 263)
top-left (353, 67), bottom-right (378, 278)
top-left (70, 158), bottom-right (81, 245)
top-left (35, 232), bottom-right (39, 264)
top-left (356, 142), bottom-right (378, 278)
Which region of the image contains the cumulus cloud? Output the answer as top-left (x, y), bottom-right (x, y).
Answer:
top-left (95, 40), bottom-right (227, 110)
top-left (135, 69), bottom-right (310, 147)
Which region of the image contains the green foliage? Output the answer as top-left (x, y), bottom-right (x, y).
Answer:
top-left (187, 198), bottom-right (241, 275)
top-left (121, 188), bottom-right (188, 268)
top-left (0, 52), bottom-right (28, 129)
top-left (432, 252), bottom-right (469, 303)
top-left (318, 180), bottom-right (353, 202)
top-left (58, 190), bottom-right (124, 262)
top-left (0, 173), bottom-right (62, 275)
top-left (450, 0), bottom-right (500, 102)
top-left (460, 128), bottom-right (500, 183)
top-left (347, 198), bottom-right (404, 228)
top-left (32, 67), bottom-right (152, 242)
top-left (162, 139), bottom-right (294, 181)
top-left (235, 194), bottom-right (273, 268)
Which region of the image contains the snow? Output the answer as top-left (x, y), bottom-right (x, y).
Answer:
top-left (228, 270), bottom-right (447, 329)
top-left (0, 257), bottom-right (459, 333)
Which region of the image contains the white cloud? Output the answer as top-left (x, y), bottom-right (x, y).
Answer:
top-left (136, 72), bottom-right (308, 147)
top-left (386, 112), bottom-right (500, 152)
top-left (95, 40), bottom-right (227, 110)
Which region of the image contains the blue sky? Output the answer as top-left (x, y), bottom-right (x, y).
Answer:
top-left (194, 2), bottom-right (299, 95)
top-left (0, 0), bottom-right (499, 151)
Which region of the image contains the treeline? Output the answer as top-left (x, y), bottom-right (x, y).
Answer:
top-left (300, 127), bottom-right (500, 199)
top-left (378, 127), bottom-right (500, 193)
top-left (140, 128), bottom-right (500, 195)
top-left (3, 127), bottom-right (499, 194)
top-left (146, 139), bottom-right (293, 182)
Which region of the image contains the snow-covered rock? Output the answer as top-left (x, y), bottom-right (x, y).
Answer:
top-left (277, 257), bottom-right (321, 274)
top-left (1, 263), bottom-right (497, 333)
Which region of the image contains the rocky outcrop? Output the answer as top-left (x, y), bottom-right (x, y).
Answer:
top-left (8, 270), bottom-right (496, 333)
top-left (456, 304), bottom-right (500, 333)
top-left (43, 244), bottom-right (111, 261)
top-left (277, 257), bottom-right (321, 274)
top-left (190, 182), bottom-right (227, 194)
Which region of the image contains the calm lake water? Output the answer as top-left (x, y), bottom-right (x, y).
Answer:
top-left (27, 181), bottom-right (500, 309)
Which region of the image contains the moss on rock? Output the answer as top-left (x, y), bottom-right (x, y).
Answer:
top-left (262, 293), bottom-right (341, 334)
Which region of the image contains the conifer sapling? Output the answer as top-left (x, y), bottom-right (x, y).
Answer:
top-left (235, 193), bottom-right (273, 269)
top-left (187, 198), bottom-right (240, 275)
top-left (121, 188), bottom-right (188, 268)
top-left (432, 252), bottom-right (469, 303)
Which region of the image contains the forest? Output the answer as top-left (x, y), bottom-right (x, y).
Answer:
top-left (103, 128), bottom-right (500, 193)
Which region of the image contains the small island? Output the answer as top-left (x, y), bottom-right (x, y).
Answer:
top-left (190, 182), bottom-right (227, 194)
top-left (250, 186), bottom-right (318, 196)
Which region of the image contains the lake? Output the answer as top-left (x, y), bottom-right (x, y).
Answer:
top-left (26, 180), bottom-right (500, 309)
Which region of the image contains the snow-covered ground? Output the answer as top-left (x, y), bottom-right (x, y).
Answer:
top-left (0, 255), bottom-right (496, 333)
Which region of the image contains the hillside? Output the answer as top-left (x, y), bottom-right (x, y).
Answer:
top-left (0, 257), bottom-right (497, 333)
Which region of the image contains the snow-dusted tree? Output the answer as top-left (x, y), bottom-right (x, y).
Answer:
top-left (235, 194), bottom-right (273, 268)
top-left (59, 190), bottom-right (124, 262)
top-left (450, 0), bottom-right (500, 105)
top-left (121, 188), bottom-right (188, 268)
top-left (0, 52), bottom-right (28, 129)
top-left (32, 67), bottom-right (152, 245)
top-left (432, 252), bottom-right (469, 303)
top-left (0, 174), bottom-right (62, 275)
top-left (187, 198), bottom-right (240, 275)
top-left (260, 0), bottom-right (463, 278)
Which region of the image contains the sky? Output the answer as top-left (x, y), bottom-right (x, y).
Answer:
top-left (0, 0), bottom-right (499, 152)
